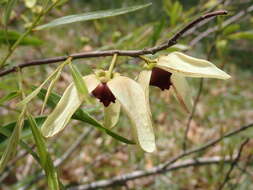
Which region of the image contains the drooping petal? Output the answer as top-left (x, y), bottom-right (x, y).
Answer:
top-left (83, 74), bottom-right (101, 92)
top-left (138, 70), bottom-right (152, 116)
top-left (41, 74), bottom-right (99, 137)
top-left (104, 100), bottom-right (121, 128)
top-left (157, 52), bottom-right (231, 79)
top-left (108, 76), bottom-right (155, 152)
top-left (171, 74), bottom-right (193, 113)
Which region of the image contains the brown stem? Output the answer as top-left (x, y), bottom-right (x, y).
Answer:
top-left (0, 10), bottom-right (227, 77)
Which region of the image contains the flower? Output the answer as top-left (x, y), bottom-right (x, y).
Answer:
top-left (138, 51), bottom-right (231, 113)
top-left (41, 70), bottom-right (156, 152)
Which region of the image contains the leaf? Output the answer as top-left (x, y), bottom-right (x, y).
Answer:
top-left (108, 76), bottom-right (155, 152)
top-left (228, 30), bottom-right (253, 40)
top-left (170, 1), bottom-right (182, 26)
top-left (0, 106), bottom-right (26, 172)
top-left (37, 85), bottom-right (135, 144)
top-left (157, 52), bottom-right (231, 79)
top-left (151, 18), bottom-right (165, 45)
top-left (2, 0), bottom-right (18, 26)
top-left (35, 3), bottom-right (152, 30)
top-left (0, 91), bottom-right (19, 105)
top-left (223, 24), bottom-right (240, 36)
top-left (0, 117), bottom-right (46, 150)
top-left (41, 66), bottom-right (62, 114)
top-left (69, 63), bottom-right (90, 103)
top-left (0, 30), bottom-right (42, 46)
top-left (171, 74), bottom-right (192, 113)
top-left (17, 63), bottom-right (64, 107)
top-left (27, 113), bottom-right (60, 190)
top-left (104, 100), bottom-right (121, 128)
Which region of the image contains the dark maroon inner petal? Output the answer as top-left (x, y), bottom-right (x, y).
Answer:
top-left (92, 83), bottom-right (116, 107)
top-left (149, 67), bottom-right (172, 91)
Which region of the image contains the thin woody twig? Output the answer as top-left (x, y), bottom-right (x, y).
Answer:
top-left (68, 156), bottom-right (235, 190)
top-left (54, 128), bottom-right (93, 167)
top-left (19, 121), bottom-right (253, 190)
top-left (218, 139), bottom-right (249, 190)
top-left (189, 5), bottom-right (253, 47)
top-left (18, 128), bottom-right (93, 190)
top-left (160, 123), bottom-right (253, 170)
top-left (0, 10), bottom-right (227, 77)
top-left (182, 78), bottom-right (204, 151)
top-left (67, 123), bottom-right (253, 190)
top-left (182, 42), bottom-right (215, 151)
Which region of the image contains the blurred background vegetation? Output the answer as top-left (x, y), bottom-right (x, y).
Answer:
top-left (0, 0), bottom-right (253, 189)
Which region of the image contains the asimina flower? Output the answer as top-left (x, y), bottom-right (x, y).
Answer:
top-left (138, 51), bottom-right (231, 113)
top-left (41, 70), bottom-right (156, 152)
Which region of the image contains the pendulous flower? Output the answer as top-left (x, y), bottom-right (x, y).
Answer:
top-left (41, 70), bottom-right (156, 152)
top-left (138, 51), bottom-right (231, 113)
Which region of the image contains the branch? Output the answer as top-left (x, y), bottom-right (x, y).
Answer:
top-left (160, 123), bottom-right (253, 170)
top-left (218, 139), bottom-right (249, 190)
top-left (189, 5), bottom-right (253, 47)
top-left (0, 10), bottom-right (227, 77)
top-left (182, 43), bottom-right (216, 150)
top-left (18, 128), bottom-right (93, 190)
top-left (68, 156), bottom-right (234, 190)
top-left (67, 123), bottom-right (253, 190)
top-left (54, 128), bottom-right (93, 167)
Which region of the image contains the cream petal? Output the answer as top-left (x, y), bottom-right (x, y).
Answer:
top-left (171, 74), bottom-right (193, 113)
top-left (157, 51), bottom-right (231, 79)
top-left (41, 74), bottom-right (99, 137)
top-left (137, 70), bottom-right (152, 116)
top-left (108, 76), bottom-right (155, 152)
top-left (104, 100), bottom-right (121, 128)
top-left (82, 74), bottom-right (100, 93)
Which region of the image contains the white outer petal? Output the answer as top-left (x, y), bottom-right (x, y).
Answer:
top-left (83, 74), bottom-right (100, 93)
top-left (171, 74), bottom-right (193, 113)
top-left (157, 51), bottom-right (231, 79)
top-left (41, 74), bottom-right (99, 137)
top-left (104, 100), bottom-right (121, 128)
top-left (138, 70), bottom-right (152, 116)
top-left (108, 76), bottom-right (155, 152)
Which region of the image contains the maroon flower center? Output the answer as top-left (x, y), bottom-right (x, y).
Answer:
top-left (149, 67), bottom-right (172, 91)
top-left (92, 83), bottom-right (116, 107)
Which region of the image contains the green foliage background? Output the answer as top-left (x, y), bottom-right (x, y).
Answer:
top-left (0, 0), bottom-right (253, 189)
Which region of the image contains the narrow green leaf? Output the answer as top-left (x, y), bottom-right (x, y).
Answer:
top-left (151, 18), bottom-right (165, 46)
top-left (41, 66), bottom-right (62, 114)
top-left (17, 63), bottom-right (64, 107)
top-left (0, 89), bottom-right (135, 147)
top-left (27, 113), bottom-right (60, 190)
top-left (0, 117), bottom-right (46, 150)
top-left (0, 106), bottom-right (26, 172)
top-left (35, 3), bottom-right (152, 30)
top-left (223, 24), bottom-right (240, 36)
top-left (0, 30), bottom-right (43, 46)
top-left (2, 0), bottom-right (18, 26)
top-left (37, 88), bottom-right (135, 144)
top-left (228, 30), bottom-right (253, 40)
top-left (69, 63), bottom-right (90, 103)
top-left (19, 140), bottom-right (40, 162)
top-left (0, 91), bottom-right (19, 105)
